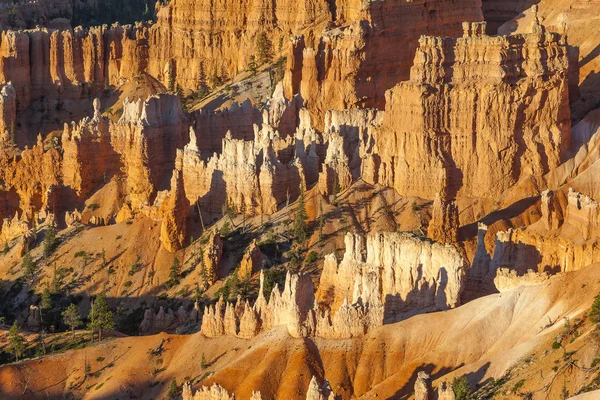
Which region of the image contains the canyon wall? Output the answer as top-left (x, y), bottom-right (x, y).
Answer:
top-left (364, 21), bottom-right (571, 200)
top-left (318, 232), bottom-right (465, 321)
top-left (283, 0), bottom-right (483, 122)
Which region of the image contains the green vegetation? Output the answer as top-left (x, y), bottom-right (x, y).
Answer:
top-left (22, 251), bottom-right (37, 284)
top-left (88, 293), bottom-right (114, 342)
top-left (8, 322), bottom-right (25, 361)
top-left (62, 303), bottom-right (82, 339)
top-left (165, 257), bottom-right (182, 289)
top-left (452, 376), bottom-right (472, 400)
top-left (590, 292), bottom-right (600, 323)
top-left (168, 378), bottom-right (179, 398)
top-left (43, 225), bottom-right (58, 258)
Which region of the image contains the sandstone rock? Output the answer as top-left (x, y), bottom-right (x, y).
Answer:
top-left (365, 23), bottom-right (571, 200)
top-left (26, 305), bottom-right (41, 331)
top-left (159, 154), bottom-right (190, 252)
top-left (112, 94), bottom-right (186, 209)
top-left (283, 0), bottom-right (483, 122)
top-left (494, 268), bottom-right (551, 292)
top-left (139, 304), bottom-right (200, 334)
top-left (414, 371), bottom-right (431, 400)
top-left (61, 99), bottom-right (120, 198)
top-left (541, 189), bottom-right (563, 231)
top-left (0, 82), bottom-right (16, 144)
top-left (182, 382), bottom-right (235, 400)
top-left (438, 381), bottom-right (456, 400)
top-left (239, 240), bottom-right (266, 280)
top-left (565, 188), bottom-right (599, 241)
top-left (427, 193), bottom-right (459, 245)
top-left (318, 232), bottom-right (465, 321)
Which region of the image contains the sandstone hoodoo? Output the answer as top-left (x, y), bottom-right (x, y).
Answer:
top-left (1, 0), bottom-right (600, 399)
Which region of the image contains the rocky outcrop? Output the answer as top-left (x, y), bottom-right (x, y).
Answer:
top-left (139, 303), bottom-right (200, 334)
top-left (158, 154), bottom-right (190, 252)
top-left (318, 232), bottom-right (465, 321)
top-left (239, 240), bottom-right (266, 279)
top-left (414, 371), bottom-right (431, 400)
top-left (283, 0), bottom-right (483, 121)
top-left (111, 94), bottom-right (186, 208)
top-left (61, 98), bottom-right (120, 198)
top-left (565, 188), bottom-right (600, 241)
top-left (182, 383), bottom-right (235, 400)
top-left (182, 375), bottom-right (335, 400)
top-left (365, 22), bottom-right (571, 200)
top-left (494, 268), bottom-right (551, 292)
top-left (0, 82), bottom-right (16, 143)
top-left (438, 381), bottom-right (456, 400)
top-left (202, 266), bottom-right (383, 340)
top-left (0, 135), bottom-right (61, 218)
top-left (427, 194), bottom-right (459, 245)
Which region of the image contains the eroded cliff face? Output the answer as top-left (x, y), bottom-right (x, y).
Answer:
top-left (318, 232), bottom-right (465, 321)
top-left (0, 83), bottom-right (16, 143)
top-left (283, 0), bottom-right (483, 123)
top-left (365, 22), bottom-right (571, 201)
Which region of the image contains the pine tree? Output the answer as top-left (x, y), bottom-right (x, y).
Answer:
top-left (248, 55), bottom-right (258, 75)
top-left (43, 225), bottom-right (57, 258)
top-left (41, 287), bottom-right (52, 311)
top-left (88, 293), bottom-right (114, 342)
top-left (22, 251), bottom-right (37, 284)
top-left (62, 303), bottom-right (82, 339)
top-left (201, 352), bottom-right (208, 369)
top-left (590, 292), bottom-right (600, 323)
top-left (167, 257), bottom-right (181, 288)
top-left (256, 32), bottom-right (271, 64)
top-left (8, 322), bottom-right (25, 361)
top-left (293, 186), bottom-right (308, 245)
top-left (168, 378), bottom-right (179, 398)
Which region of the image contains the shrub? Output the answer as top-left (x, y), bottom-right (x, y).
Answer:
top-left (590, 292), bottom-right (600, 323)
top-left (552, 341), bottom-right (562, 349)
top-left (304, 251), bottom-right (318, 265)
top-left (167, 378), bottom-right (179, 398)
top-left (452, 376), bottom-right (471, 400)
top-left (219, 221), bottom-right (232, 238)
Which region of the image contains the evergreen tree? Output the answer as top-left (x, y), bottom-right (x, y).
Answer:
top-left (168, 378), bottom-right (179, 398)
top-left (167, 257), bottom-right (181, 288)
top-left (88, 293), bottom-right (114, 342)
top-left (41, 287), bottom-right (52, 311)
top-left (452, 376), bottom-right (472, 400)
top-left (22, 251), bottom-right (37, 284)
top-left (256, 32), bottom-right (271, 64)
top-left (590, 292), bottom-right (600, 323)
top-left (8, 322), bottom-right (25, 361)
top-left (248, 55), bottom-right (258, 75)
top-left (62, 303), bottom-right (82, 339)
top-left (293, 186), bottom-right (308, 244)
top-left (201, 352), bottom-right (208, 369)
top-left (43, 225), bottom-right (57, 258)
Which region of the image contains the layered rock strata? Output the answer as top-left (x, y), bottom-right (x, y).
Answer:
top-left (365, 21), bottom-right (571, 200)
top-left (318, 232), bottom-right (465, 321)
top-left (283, 0), bottom-right (483, 120)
